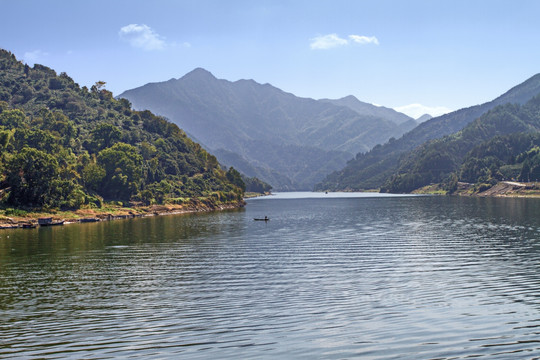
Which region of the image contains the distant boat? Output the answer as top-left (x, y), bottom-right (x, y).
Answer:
top-left (22, 223), bottom-right (37, 229)
top-left (38, 217), bottom-right (65, 226)
top-left (254, 216), bottom-right (269, 221)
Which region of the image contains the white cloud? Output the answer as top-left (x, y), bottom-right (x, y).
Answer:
top-left (394, 103), bottom-right (452, 120)
top-left (310, 33), bottom-right (379, 50)
top-left (348, 35), bottom-right (379, 45)
top-left (119, 24), bottom-right (166, 51)
top-left (23, 50), bottom-right (48, 65)
top-left (310, 34), bottom-right (349, 50)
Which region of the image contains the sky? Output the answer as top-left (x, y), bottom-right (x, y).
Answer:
top-left (1, 0), bottom-right (539, 119)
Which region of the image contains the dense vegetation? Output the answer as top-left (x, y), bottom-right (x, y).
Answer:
top-left (315, 73), bottom-right (540, 191)
top-left (0, 49), bottom-right (245, 210)
top-left (380, 95), bottom-right (540, 193)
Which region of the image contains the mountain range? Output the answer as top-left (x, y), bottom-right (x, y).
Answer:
top-left (382, 95), bottom-right (540, 193)
top-left (316, 73), bottom-right (540, 191)
top-left (118, 69), bottom-right (417, 190)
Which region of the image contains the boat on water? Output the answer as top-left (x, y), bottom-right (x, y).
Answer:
top-left (38, 217), bottom-right (65, 226)
top-left (254, 216), bottom-right (270, 221)
top-left (21, 223), bottom-right (37, 229)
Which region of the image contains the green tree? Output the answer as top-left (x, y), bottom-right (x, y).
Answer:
top-left (88, 123), bottom-right (122, 152)
top-left (0, 109), bottom-right (26, 129)
top-left (6, 147), bottom-right (60, 207)
top-left (519, 159), bottom-right (531, 182)
top-left (226, 167), bottom-right (246, 192)
top-left (82, 162), bottom-right (106, 191)
top-left (97, 142), bottom-right (143, 199)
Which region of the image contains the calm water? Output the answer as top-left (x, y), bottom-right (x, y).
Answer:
top-left (1, 193), bottom-right (540, 359)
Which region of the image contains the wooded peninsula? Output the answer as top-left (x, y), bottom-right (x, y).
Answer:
top-left (0, 49), bottom-right (259, 227)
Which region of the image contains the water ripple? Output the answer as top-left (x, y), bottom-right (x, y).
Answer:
top-left (1, 196), bottom-right (540, 358)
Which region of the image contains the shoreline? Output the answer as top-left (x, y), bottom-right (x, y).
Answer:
top-left (0, 200), bottom-right (246, 230)
top-left (412, 181), bottom-right (540, 198)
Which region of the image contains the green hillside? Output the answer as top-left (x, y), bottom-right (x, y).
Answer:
top-left (382, 95), bottom-right (540, 193)
top-left (0, 49), bottom-right (244, 210)
top-left (315, 73), bottom-right (540, 191)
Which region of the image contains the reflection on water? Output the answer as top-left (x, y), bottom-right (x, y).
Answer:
top-left (1, 195), bottom-right (540, 359)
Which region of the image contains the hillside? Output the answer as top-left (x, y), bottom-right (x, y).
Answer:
top-left (118, 69), bottom-right (416, 190)
top-left (416, 114), bottom-right (433, 123)
top-left (382, 95), bottom-right (540, 193)
top-left (0, 49), bottom-right (244, 210)
top-left (316, 73), bottom-right (540, 191)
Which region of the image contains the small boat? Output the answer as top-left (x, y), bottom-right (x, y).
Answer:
top-left (22, 223), bottom-right (37, 229)
top-left (254, 216), bottom-right (269, 221)
top-left (38, 217), bottom-right (65, 226)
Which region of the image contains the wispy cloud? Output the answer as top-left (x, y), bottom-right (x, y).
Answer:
top-left (119, 24), bottom-right (166, 51)
top-left (348, 35), bottom-right (379, 45)
top-left (310, 34), bottom-right (349, 50)
top-left (310, 33), bottom-right (379, 50)
top-left (23, 50), bottom-right (48, 65)
top-left (394, 103), bottom-right (452, 119)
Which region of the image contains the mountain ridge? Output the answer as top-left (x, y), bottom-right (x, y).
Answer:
top-left (119, 68), bottom-right (417, 190)
top-left (382, 94), bottom-right (540, 193)
top-left (320, 95), bottom-right (415, 125)
top-left (316, 72), bottom-right (540, 191)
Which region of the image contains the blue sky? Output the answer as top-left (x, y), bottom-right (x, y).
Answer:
top-left (1, 0), bottom-right (539, 118)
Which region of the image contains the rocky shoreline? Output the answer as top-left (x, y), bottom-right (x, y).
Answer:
top-left (412, 181), bottom-right (540, 197)
top-left (0, 200), bottom-right (245, 230)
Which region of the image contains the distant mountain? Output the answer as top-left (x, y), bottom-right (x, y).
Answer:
top-left (416, 114), bottom-right (433, 123)
top-left (316, 73), bottom-right (540, 191)
top-left (320, 95), bottom-right (415, 125)
top-left (119, 68), bottom-right (417, 190)
top-left (382, 95), bottom-right (540, 193)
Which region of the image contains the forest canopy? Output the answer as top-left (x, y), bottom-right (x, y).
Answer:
top-left (0, 49), bottom-right (246, 210)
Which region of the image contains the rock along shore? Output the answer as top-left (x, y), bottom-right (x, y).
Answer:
top-left (0, 200), bottom-right (245, 230)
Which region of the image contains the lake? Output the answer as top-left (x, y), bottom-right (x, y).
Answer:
top-left (1, 193), bottom-right (540, 359)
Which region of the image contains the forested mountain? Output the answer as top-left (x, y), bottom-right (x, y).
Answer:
top-left (0, 49), bottom-right (244, 210)
top-left (118, 69), bottom-right (416, 190)
top-left (316, 73), bottom-right (540, 191)
top-left (381, 95), bottom-right (540, 192)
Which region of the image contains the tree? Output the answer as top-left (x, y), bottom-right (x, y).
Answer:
top-left (6, 147), bottom-right (60, 207)
top-left (97, 142), bottom-right (143, 200)
top-left (0, 109), bottom-right (26, 129)
top-left (88, 123), bottom-right (122, 152)
top-left (82, 162), bottom-right (106, 191)
top-left (92, 81), bottom-right (107, 92)
top-left (226, 167), bottom-right (246, 192)
top-left (519, 159), bottom-right (531, 182)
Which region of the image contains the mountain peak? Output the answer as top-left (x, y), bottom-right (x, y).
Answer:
top-left (416, 114), bottom-right (433, 122)
top-left (180, 67), bottom-right (216, 81)
top-left (341, 95), bottom-right (360, 102)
